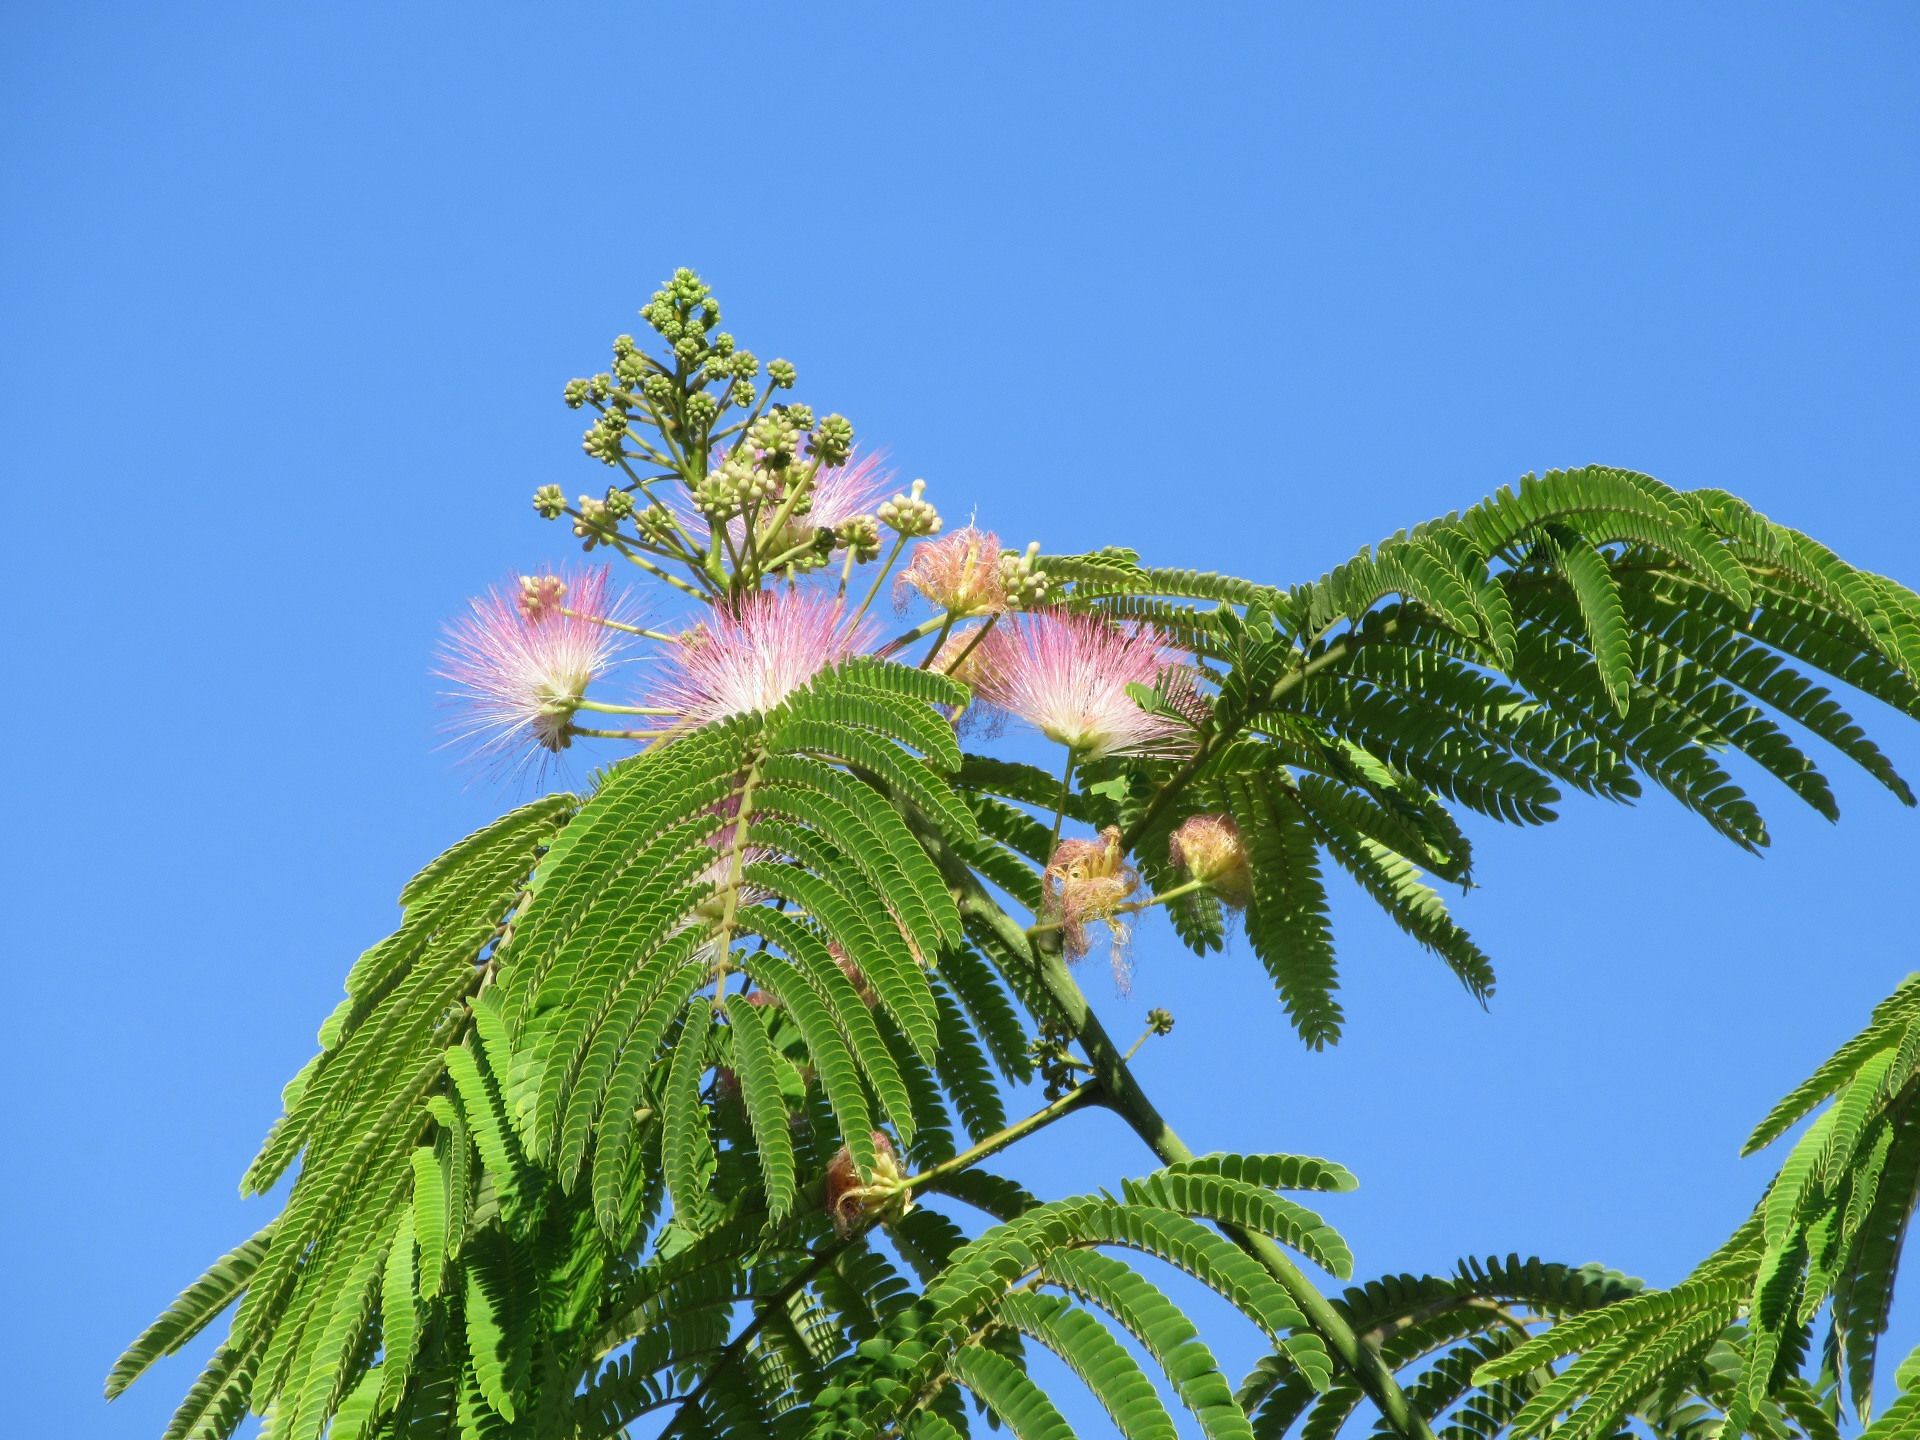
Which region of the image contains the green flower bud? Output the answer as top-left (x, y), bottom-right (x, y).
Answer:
top-left (613, 353), bottom-right (648, 388)
top-left (748, 414), bottom-right (798, 469)
top-left (642, 373), bottom-right (674, 404)
top-left (532, 483), bottom-right (567, 519)
top-left (612, 333), bottom-right (637, 359)
top-left (877, 479), bottom-right (941, 538)
top-left (674, 335), bottom-right (703, 362)
top-left (602, 487), bottom-right (636, 520)
top-left (563, 378), bottom-right (591, 410)
top-left (573, 495), bottom-right (614, 549)
top-left (712, 331), bottom-right (736, 357)
top-left (998, 540), bottom-right (1053, 609)
top-left (581, 419), bottom-right (625, 465)
top-left (731, 350), bottom-right (759, 380)
top-left (1147, 1008), bottom-right (1175, 1036)
top-left (768, 358), bottom-right (797, 389)
top-left (810, 414), bottom-right (854, 467)
top-left (684, 390), bottom-right (719, 429)
top-left (693, 472), bottom-right (741, 520)
top-left (731, 379), bottom-right (756, 407)
top-left (779, 402), bottom-right (815, 431)
top-left (637, 504), bottom-right (677, 542)
top-left (836, 513), bottom-right (883, 563)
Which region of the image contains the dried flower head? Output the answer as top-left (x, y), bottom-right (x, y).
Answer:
top-left (896, 526), bottom-right (1006, 617)
top-left (824, 1131), bottom-right (913, 1236)
top-left (1043, 826), bottom-right (1141, 988)
top-left (438, 566), bottom-right (636, 772)
top-left (653, 590), bottom-right (874, 725)
top-left (829, 943), bottom-right (879, 1009)
top-left (977, 612), bottom-right (1192, 761)
top-left (1168, 813), bottom-right (1252, 909)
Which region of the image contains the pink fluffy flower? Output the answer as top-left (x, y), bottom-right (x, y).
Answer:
top-left (801, 448), bottom-right (894, 531)
top-left (976, 612), bottom-right (1192, 761)
top-left (1043, 825), bottom-right (1141, 988)
top-left (895, 525), bottom-right (1005, 617)
top-left (653, 590), bottom-right (874, 725)
top-left (437, 566), bottom-right (636, 771)
top-left (1168, 813), bottom-right (1252, 909)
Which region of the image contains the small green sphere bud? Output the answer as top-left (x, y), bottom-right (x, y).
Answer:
top-left (674, 335), bottom-right (703, 363)
top-left (693, 472), bottom-right (741, 520)
top-left (712, 331), bottom-right (736, 358)
top-left (768, 358), bottom-right (797, 389)
top-left (600, 406), bottom-right (629, 433)
top-left (731, 379), bottom-right (756, 407)
top-left (748, 414), bottom-right (799, 470)
top-left (637, 504), bottom-right (676, 542)
top-left (563, 378), bottom-right (591, 410)
top-left (684, 391), bottom-right (719, 429)
top-left (613, 353), bottom-right (648, 388)
top-left (998, 540), bottom-right (1053, 609)
top-left (780, 402), bottom-right (815, 431)
top-left (602, 487), bottom-right (636, 520)
top-left (836, 513), bottom-right (883, 563)
top-left (581, 418), bottom-right (625, 465)
top-left (877, 479), bottom-right (941, 538)
top-left (699, 302), bottom-right (721, 330)
top-left (731, 350), bottom-right (759, 380)
top-left (573, 495), bottom-right (614, 549)
top-left (642, 373), bottom-right (674, 404)
top-left (612, 333), bottom-right (637, 360)
top-left (1146, 1008), bottom-right (1175, 1036)
top-left (532, 484), bottom-right (567, 519)
top-left (811, 414), bottom-right (854, 467)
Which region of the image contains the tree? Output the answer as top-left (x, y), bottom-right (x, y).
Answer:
top-left (109, 268), bottom-right (1920, 1440)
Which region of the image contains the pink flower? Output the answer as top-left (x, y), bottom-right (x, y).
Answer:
top-left (437, 566), bottom-right (636, 771)
top-left (976, 612), bottom-right (1192, 761)
top-left (824, 1130), bottom-right (911, 1235)
top-left (895, 526), bottom-right (1005, 617)
top-left (801, 448), bottom-right (894, 531)
top-left (653, 590), bottom-right (874, 725)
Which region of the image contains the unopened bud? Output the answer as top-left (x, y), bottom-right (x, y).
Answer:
top-left (877, 479), bottom-right (942, 538)
top-left (532, 484), bottom-right (567, 519)
top-left (768, 358), bottom-right (797, 388)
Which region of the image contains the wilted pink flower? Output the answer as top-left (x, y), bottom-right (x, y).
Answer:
top-left (829, 943), bottom-right (879, 1009)
top-left (438, 566), bottom-right (636, 771)
top-left (1043, 826), bottom-right (1141, 989)
top-left (896, 526), bottom-right (1005, 617)
top-left (976, 612), bottom-right (1192, 761)
top-left (1168, 813), bottom-right (1252, 909)
top-left (653, 591), bottom-right (875, 725)
top-left (824, 1130), bottom-right (912, 1235)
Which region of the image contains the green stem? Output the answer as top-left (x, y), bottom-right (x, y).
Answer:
top-left (850, 533), bottom-right (911, 627)
top-left (909, 1082), bottom-right (1098, 1194)
top-left (566, 724), bottom-right (670, 741)
top-left (1046, 748), bottom-right (1078, 854)
top-left (574, 699), bottom-right (679, 717)
top-left (557, 607), bottom-right (676, 643)
top-left (1026, 875), bottom-right (1209, 935)
top-left (918, 611), bottom-right (958, 671)
top-left (914, 825), bottom-right (1439, 1440)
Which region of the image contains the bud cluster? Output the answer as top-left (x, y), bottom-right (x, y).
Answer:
top-left (997, 541), bottom-right (1054, 609)
top-left (878, 479), bottom-right (942, 538)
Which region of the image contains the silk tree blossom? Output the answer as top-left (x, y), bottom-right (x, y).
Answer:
top-left (1168, 813), bottom-right (1252, 909)
top-left (437, 566), bottom-right (637, 770)
top-left (896, 525), bottom-right (1005, 617)
top-left (1044, 826), bottom-right (1141, 986)
top-left (654, 589), bottom-right (875, 725)
top-left (976, 612), bottom-right (1192, 761)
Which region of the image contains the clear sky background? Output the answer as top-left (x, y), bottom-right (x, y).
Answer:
top-left (6, 6), bottom-right (1919, 1437)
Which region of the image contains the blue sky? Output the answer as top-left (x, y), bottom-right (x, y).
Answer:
top-left (6, 5), bottom-right (1919, 1436)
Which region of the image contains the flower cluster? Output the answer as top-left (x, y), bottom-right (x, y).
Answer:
top-left (824, 1131), bottom-right (913, 1235)
top-left (1043, 826), bottom-right (1142, 986)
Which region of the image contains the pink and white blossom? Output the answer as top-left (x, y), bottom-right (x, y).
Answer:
top-left (437, 566), bottom-right (637, 771)
top-left (895, 525), bottom-right (1005, 616)
top-left (976, 612), bottom-right (1192, 761)
top-left (653, 590), bottom-right (874, 725)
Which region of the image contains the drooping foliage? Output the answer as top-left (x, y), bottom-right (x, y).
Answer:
top-left (111, 270), bottom-right (1920, 1440)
